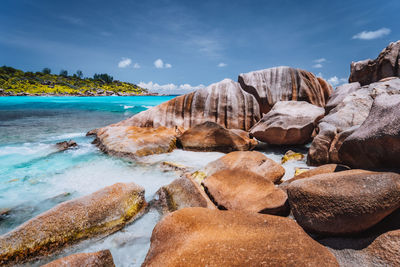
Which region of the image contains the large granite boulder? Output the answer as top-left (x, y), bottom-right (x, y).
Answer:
top-left (111, 79), bottom-right (260, 131)
top-left (142, 208), bottom-right (338, 266)
top-left (155, 176), bottom-right (215, 214)
top-left (339, 94), bottom-right (400, 170)
top-left (250, 101), bottom-right (325, 145)
top-left (0, 183), bottom-right (146, 266)
top-left (238, 66), bottom-right (332, 114)
top-left (308, 78), bottom-right (400, 166)
top-left (202, 169), bottom-right (289, 215)
top-left (325, 82), bottom-right (361, 113)
top-left (177, 121), bottom-right (257, 152)
top-left (204, 151), bottom-right (285, 183)
top-left (349, 40), bottom-right (400, 86)
top-left (287, 171), bottom-right (400, 235)
top-left (362, 229), bottom-right (400, 266)
top-left (42, 250), bottom-right (115, 267)
top-left (93, 126), bottom-right (178, 158)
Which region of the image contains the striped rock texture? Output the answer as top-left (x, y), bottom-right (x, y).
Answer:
top-left (349, 40), bottom-right (400, 86)
top-left (114, 79), bottom-right (261, 131)
top-left (238, 66), bottom-right (333, 114)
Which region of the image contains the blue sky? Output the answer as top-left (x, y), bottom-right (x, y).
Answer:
top-left (1, 0), bottom-right (399, 94)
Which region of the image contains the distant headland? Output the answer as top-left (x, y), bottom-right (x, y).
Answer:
top-left (0, 66), bottom-right (162, 96)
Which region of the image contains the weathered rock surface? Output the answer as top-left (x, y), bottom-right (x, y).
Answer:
top-left (177, 121), bottom-right (257, 152)
top-left (111, 79), bottom-right (260, 131)
top-left (362, 229), bottom-right (400, 266)
top-left (202, 169), bottom-right (289, 215)
top-left (250, 101), bottom-right (324, 145)
top-left (308, 78), bottom-right (400, 165)
top-left (325, 82), bottom-right (361, 113)
top-left (142, 208), bottom-right (338, 266)
top-left (42, 250), bottom-right (115, 267)
top-left (339, 94), bottom-right (400, 170)
top-left (238, 66), bottom-right (332, 114)
top-left (349, 40), bottom-right (400, 86)
top-left (204, 151), bottom-right (285, 183)
top-left (287, 171), bottom-right (400, 235)
top-left (0, 183), bottom-right (146, 266)
top-left (56, 140), bottom-right (77, 151)
top-left (155, 176), bottom-right (215, 214)
top-left (93, 126), bottom-right (178, 158)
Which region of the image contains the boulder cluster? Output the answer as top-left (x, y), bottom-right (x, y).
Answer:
top-left (1, 41), bottom-right (400, 266)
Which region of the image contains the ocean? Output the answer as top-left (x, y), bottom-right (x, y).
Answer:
top-left (0, 96), bottom-right (308, 266)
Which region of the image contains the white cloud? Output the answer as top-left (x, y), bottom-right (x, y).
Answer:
top-left (314, 58), bottom-right (326, 63)
top-left (118, 58), bottom-right (132, 68)
top-left (352, 28), bottom-right (391, 40)
top-left (328, 76), bottom-right (347, 86)
top-left (316, 72), bottom-right (323, 78)
top-left (313, 63), bottom-right (323, 68)
top-left (154, 58), bottom-right (172, 69)
top-left (218, 62), bottom-right (227, 67)
top-left (138, 81), bottom-right (205, 95)
top-left (133, 63), bottom-right (141, 69)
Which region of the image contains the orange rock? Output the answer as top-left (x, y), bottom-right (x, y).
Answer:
top-left (42, 250), bottom-right (115, 267)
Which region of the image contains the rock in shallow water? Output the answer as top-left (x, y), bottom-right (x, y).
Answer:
top-left (250, 101), bottom-right (325, 145)
top-left (238, 66), bottom-right (332, 114)
top-left (142, 207), bottom-right (339, 266)
top-left (0, 183), bottom-right (146, 266)
top-left (203, 151), bottom-right (285, 184)
top-left (177, 121), bottom-right (257, 152)
top-left (287, 171), bottom-right (400, 235)
top-left (42, 250), bottom-right (115, 267)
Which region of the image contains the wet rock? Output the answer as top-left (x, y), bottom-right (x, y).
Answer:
top-left (250, 101), bottom-right (325, 145)
top-left (349, 40), bottom-right (400, 86)
top-left (155, 176), bottom-right (215, 214)
top-left (287, 171), bottom-right (400, 235)
top-left (308, 78), bottom-right (400, 166)
top-left (160, 161), bottom-right (188, 173)
top-left (238, 66), bottom-right (332, 114)
top-left (281, 150), bottom-right (304, 164)
top-left (339, 94), bottom-right (400, 170)
top-left (110, 79), bottom-right (260, 131)
top-left (93, 126), bottom-right (179, 158)
top-left (42, 250), bottom-right (115, 267)
top-left (202, 169), bottom-right (289, 215)
top-left (0, 183), bottom-right (146, 266)
top-left (56, 140), bottom-right (77, 151)
top-left (204, 151), bottom-right (285, 183)
top-left (177, 121), bottom-right (257, 153)
top-left (142, 208), bottom-right (338, 266)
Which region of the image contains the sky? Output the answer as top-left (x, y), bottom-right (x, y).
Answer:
top-left (1, 0), bottom-right (399, 94)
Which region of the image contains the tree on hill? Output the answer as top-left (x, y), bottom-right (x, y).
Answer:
top-left (42, 68), bottom-right (51, 74)
top-left (76, 70), bottom-right (83, 79)
top-left (60, 70), bottom-right (68, 77)
top-left (93, 73), bottom-right (113, 83)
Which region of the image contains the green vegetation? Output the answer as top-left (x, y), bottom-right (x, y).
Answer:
top-left (0, 66), bottom-right (148, 96)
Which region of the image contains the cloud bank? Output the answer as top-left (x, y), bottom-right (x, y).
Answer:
top-left (138, 81), bottom-right (205, 95)
top-left (328, 76), bottom-right (347, 86)
top-left (352, 28), bottom-right (391, 40)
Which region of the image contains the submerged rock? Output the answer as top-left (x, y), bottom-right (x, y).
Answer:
top-left (42, 250), bottom-right (115, 267)
top-left (204, 151), bottom-right (285, 183)
top-left (250, 101), bottom-right (325, 145)
top-left (339, 94), bottom-right (400, 170)
top-left (238, 66), bottom-right (332, 114)
top-left (281, 150), bottom-right (305, 164)
top-left (111, 79), bottom-right (260, 131)
top-left (0, 183), bottom-right (146, 266)
top-left (349, 40), bottom-right (400, 86)
top-left (93, 126), bottom-right (178, 158)
top-left (287, 171), bottom-right (400, 235)
top-left (142, 208), bottom-right (339, 266)
top-left (56, 140), bottom-right (77, 151)
top-left (202, 169), bottom-right (289, 215)
top-left (177, 121), bottom-right (257, 153)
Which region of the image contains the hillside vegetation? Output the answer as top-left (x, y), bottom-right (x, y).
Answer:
top-left (0, 66), bottom-right (149, 96)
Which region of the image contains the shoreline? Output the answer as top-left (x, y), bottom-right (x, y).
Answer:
top-left (0, 93), bottom-right (180, 97)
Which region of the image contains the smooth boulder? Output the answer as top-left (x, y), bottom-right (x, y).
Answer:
top-left (287, 171), bottom-right (400, 235)
top-left (0, 183), bottom-right (146, 266)
top-left (110, 79), bottom-right (260, 131)
top-left (238, 66), bottom-right (332, 114)
top-left (339, 94), bottom-right (400, 170)
top-left (93, 126), bottom-right (178, 158)
top-left (42, 250), bottom-right (115, 267)
top-left (204, 151), bottom-right (285, 183)
top-left (177, 121), bottom-right (257, 152)
top-left (325, 82), bottom-right (361, 113)
top-left (250, 101), bottom-right (324, 145)
top-left (349, 40), bottom-right (400, 86)
top-left (142, 208), bottom-right (338, 266)
top-left (202, 169), bottom-right (288, 215)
